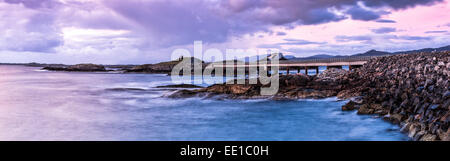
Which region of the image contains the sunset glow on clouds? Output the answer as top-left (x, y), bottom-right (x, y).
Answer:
top-left (0, 0), bottom-right (449, 64)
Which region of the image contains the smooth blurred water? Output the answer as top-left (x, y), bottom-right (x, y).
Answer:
top-left (0, 65), bottom-right (408, 141)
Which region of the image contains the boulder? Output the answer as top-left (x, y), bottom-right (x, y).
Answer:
top-left (420, 134), bottom-right (437, 141)
top-left (342, 101), bottom-right (359, 111)
top-left (317, 68), bottom-right (347, 81)
top-left (357, 104), bottom-right (374, 114)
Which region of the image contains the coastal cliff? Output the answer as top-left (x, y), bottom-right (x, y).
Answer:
top-left (169, 51), bottom-right (449, 141)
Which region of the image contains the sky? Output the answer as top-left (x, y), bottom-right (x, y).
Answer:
top-left (0, 0), bottom-right (449, 64)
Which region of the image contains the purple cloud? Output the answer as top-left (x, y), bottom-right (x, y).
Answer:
top-left (398, 36), bottom-right (432, 41)
top-left (0, 0), bottom-right (447, 64)
top-left (371, 27), bottom-right (397, 34)
top-left (346, 5), bottom-right (383, 21)
top-left (100, 0), bottom-right (445, 46)
top-left (364, 0), bottom-right (444, 9)
top-left (376, 19), bottom-right (397, 23)
top-left (425, 30), bottom-right (447, 34)
top-left (3, 0), bottom-right (60, 9)
top-left (335, 35), bottom-right (373, 43)
top-left (276, 32), bottom-right (287, 36)
top-left (257, 38), bottom-right (326, 49)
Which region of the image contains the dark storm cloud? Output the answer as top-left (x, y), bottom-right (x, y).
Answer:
top-left (104, 0), bottom-right (232, 47)
top-left (371, 27), bottom-right (397, 34)
top-left (363, 0), bottom-right (444, 9)
top-left (102, 0), bottom-right (445, 47)
top-left (345, 5), bottom-right (382, 21)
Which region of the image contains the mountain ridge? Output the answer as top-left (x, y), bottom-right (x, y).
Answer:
top-left (289, 45), bottom-right (450, 60)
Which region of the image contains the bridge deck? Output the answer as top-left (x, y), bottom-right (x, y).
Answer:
top-left (211, 56), bottom-right (373, 68)
top-left (213, 61), bottom-right (367, 67)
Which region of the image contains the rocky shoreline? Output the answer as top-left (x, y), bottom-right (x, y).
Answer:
top-left (169, 51), bottom-right (449, 141)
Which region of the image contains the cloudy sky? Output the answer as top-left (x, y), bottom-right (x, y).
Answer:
top-left (0, 0), bottom-right (449, 64)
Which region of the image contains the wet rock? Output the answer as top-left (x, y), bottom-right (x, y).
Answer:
top-left (357, 104), bottom-right (374, 114)
top-left (342, 101), bottom-right (358, 111)
top-left (384, 114), bottom-right (404, 124)
top-left (413, 130), bottom-right (426, 141)
top-left (229, 85), bottom-right (252, 94)
top-left (168, 89), bottom-right (202, 98)
top-left (420, 134), bottom-right (437, 141)
top-left (156, 84), bottom-right (203, 88)
top-left (438, 129), bottom-right (450, 141)
top-left (317, 68), bottom-right (347, 81)
top-left (444, 91), bottom-right (450, 99)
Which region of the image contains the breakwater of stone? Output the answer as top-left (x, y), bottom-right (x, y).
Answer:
top-left (169, 51), bottom-right (449, 141)
top-left (340, 51), bottom-right (449, 141)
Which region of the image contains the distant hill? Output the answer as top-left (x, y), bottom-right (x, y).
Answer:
top-left (393, 45), bottom-right (450, 54)
top-left (282, 55), bottom-right (296, 59)
top-left (353, 49), bottom-right (391, 57)
top-left (287, 45), bottom-right (450, 60)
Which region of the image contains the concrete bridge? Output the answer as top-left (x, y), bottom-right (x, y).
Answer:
top-left (211, 56), bottom-right (373, 76)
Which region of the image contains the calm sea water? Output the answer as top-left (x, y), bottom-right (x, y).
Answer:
top-left (0, 65), bottom-right (407, 141)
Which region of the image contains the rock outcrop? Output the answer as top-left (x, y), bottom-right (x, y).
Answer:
top-left (126, 57), bottom-right (205, 74)
top-left (170, 73), bottom-right (343, 99)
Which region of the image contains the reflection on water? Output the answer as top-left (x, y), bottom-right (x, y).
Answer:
top-left (0, 65), bottom-right (408, 141)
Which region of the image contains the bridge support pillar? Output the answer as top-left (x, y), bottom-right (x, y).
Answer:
top-left (316, 67), bottom-right (319, 75)
top-left (286, 67), bottom-right (290, 75)
top-left (305, 67), bottom-right (308, 75)
top-left (328, 66), bottom-right (342, 69)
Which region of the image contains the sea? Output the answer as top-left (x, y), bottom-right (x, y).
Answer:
top-left (0, 65), bottom-right (408, 141)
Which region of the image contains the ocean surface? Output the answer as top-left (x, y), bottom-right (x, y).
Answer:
top-left (0, 65), bottom-right (408, 141)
